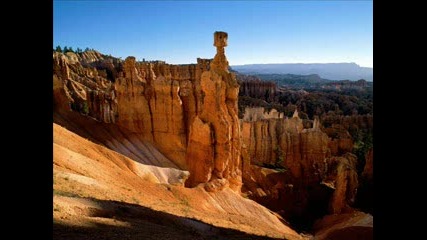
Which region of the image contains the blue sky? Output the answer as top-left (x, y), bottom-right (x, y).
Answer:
top-left (53, 1), bottom-right (373, 67)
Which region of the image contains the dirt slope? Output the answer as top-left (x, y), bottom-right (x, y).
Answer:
top-left (54, 111), bottom-right (180, 169)
top-left (53, 123), bottom-right (304, 239)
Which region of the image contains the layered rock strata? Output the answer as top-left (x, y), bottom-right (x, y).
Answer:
top-left (53, 32), bottom-right (241, 192)
top-left (186, 32), bottom-right (242, 192)
top-left (241, 108), bottom-right (360, 229)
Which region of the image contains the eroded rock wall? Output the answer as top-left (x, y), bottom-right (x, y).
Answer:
top-left (114, 57), bottom-right (201, 168)
top-left (53, 51), bottom-right (206, 169)
top-left (53, 32), bottom-right (242, 192)
top-left (53, 51), bottom-right (118, 123)
top-left (241, 109), bottom-right (360, 229)
top-left (186, 32), bottom-right (242, 192)
top-left (239, 77), bottom-right (277, 102)
top-left (242, 111), bottom-right (330, 182)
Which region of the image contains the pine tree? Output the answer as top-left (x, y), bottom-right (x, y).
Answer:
top-left (63, 46), bottom-right (69, 53)
top-left (84, 47), bottom-right (90, 52)
top-left (55, 45), bottom-right (62, 53)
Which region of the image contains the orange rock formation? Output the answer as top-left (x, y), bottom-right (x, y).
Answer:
top-left (241, 108), bottom-right (362, 229)
top-left (53, 31), bottom-right (372, 237)
top-left (53, 32), bottom-right (242, 192)
top-left (186, 31), bottom-right (242, 192)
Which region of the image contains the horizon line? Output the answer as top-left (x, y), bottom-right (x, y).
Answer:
top-left (230, 62), bottom-right (373, 68)
top-left (53, 48), bottom-right (373, 68)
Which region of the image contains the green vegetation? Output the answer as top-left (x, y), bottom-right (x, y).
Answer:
top-left (237, 73), bottom-right (373, 173)
top-left (276, 147), bottom-right (284, 166)
top-left (256, 73), bottom-right (330, 88)
top-left (255, 147), bottom-right (289, 172)
top-left (55, 45), bottom-right (62, 53)
top-left (63, 46), bottom-right (73, 53)
top-left (353, 130), bottom-right (373, 173)
top-left (70, 101), bottom-right (90, 116)
top-left (237, 73), bottom-right (373, 120)
top-left (82, 102), bottom-right (89, 115)
top-left (54, 45), bottom-right (96, 54)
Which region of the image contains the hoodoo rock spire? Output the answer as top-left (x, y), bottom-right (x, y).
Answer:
top-left (186, 31), bottom-right (242, 192)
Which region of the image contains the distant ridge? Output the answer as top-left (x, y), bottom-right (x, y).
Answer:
top-left (231, 63), bottom-right (373, 81)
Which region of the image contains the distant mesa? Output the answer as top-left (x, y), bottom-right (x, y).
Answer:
top-left (231, 62), bottom-right (373, 81)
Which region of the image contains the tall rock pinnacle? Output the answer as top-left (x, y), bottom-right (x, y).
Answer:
top-left (211, 31), bottom-right (229, 72)
top-left (186, 31), bottom-right (242, 192)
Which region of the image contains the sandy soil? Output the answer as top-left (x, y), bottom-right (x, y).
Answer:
top-left (53, 123), bottom-right (304, 240)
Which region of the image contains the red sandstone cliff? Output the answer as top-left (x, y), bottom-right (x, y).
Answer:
top-left (241, 108), bottom-right (361, 229)
top-left (242, 110), bottom-right (330, 183)
top-left (238, 76), bottom-right (277, 102)
top-left (185, 32), bottom-right (242, 192)
top-left (324, 123), bottom-right (354, 156)
top-left (53, 32), bottom-right (241, 193)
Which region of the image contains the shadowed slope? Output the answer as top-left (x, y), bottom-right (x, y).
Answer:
top-left (54, 111), bottom-right (180, 169)
top-left (54, 196), bottom-right (286, 240)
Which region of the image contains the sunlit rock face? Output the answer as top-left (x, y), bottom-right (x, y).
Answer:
top-left (186, 31), bottom-right (242, 192)
top-left (53, 32), bottom-right (242, 193)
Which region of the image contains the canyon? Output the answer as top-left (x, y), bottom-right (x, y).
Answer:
top-left (53, 32), bottom-right (373, 239)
